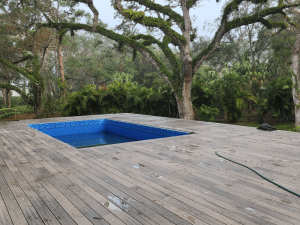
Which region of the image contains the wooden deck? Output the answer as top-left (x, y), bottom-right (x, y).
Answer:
top-left (0, 113), bottom-right (299, 225)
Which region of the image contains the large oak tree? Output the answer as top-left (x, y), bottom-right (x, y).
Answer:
top-left (39, 0), bottom-right (300, 120)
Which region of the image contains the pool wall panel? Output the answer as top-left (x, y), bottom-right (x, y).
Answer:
top-left (27, 119), bottom-right (189, 147)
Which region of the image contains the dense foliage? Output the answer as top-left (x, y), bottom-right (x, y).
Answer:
top-left (265, 77), bottom-right (294, 122)
top-left (62, 82), bottom-right (179, 118)
top-left (0, 108), bottom-right (20, 119)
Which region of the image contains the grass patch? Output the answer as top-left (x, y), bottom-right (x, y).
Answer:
top-left (233, 121), bottom-right (299, 132)
top-left (212, 111), bottom-right (299, 132)
top-left (273, 123), bottom-right (299, 132)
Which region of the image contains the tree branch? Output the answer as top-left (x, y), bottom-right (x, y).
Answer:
top-left (114, 0), bottom-right (185, 46)
top-left (226, 3), bottom-right (300, 30)
top-left (0, 57), bottom-right (39, 84)
top-left (72, 0), bottom-right (99, 29)
top-left (192, 22), bottom-right (227, 74)
top-left (192, 0), bottom-right (300, 74)
top-left (131, 34), bottom-right (182, 87)
top-left (38, 21), bottom-right (182, 93)
top-left (0, 83), bottom-right (32, 105)
top-left (123, 0), bottom-right (184, 25)
top-left (12, 55), bottom-right (34, 64)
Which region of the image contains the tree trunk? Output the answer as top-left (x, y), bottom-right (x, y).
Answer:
top-left (6, 90), bottom-right (11, 108)
top-left (57, 44), bottom-right (66, 98)
top-left (248, 101), bottom-right (252, 112)
top-left (172, 2), bottom-right (195, 120)
top-left (50, 80), bottom-right (57, 99)
top-left (68, 79), bottom-right (75, 92)
top-left (34, 83), bottom-right (42, 115)
top-left (291, 31), bottom-right (300, 127)
top-left (173, 75), bottom-right (195, 120)
top-left (1, 88), bottom-right (7, 106)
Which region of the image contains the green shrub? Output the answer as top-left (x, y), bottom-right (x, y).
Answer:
top-left (194, 104), bottom-right (219, 121)
top-left (256, 93), bottom-right (268, 123)
top-left (0, 108), bottom-right (20, 120)
top-left (265, 77), bottom-right (294, 122)
top-left (219, 71), bottom-right (256, 123)
top-left (192, 78), bottom-right (217, 109)
top-left (62, 82), bottom-right (179, 117)
top-left (40, 94), bottom-right (58, 118)
top-left (11, 96), bottom-right (26, 107)
top-left (62, 84), bottom-right (104, 116)
top-left (293, 126), bottom-right (300, 132)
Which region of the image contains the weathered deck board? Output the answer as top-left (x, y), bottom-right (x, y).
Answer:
top-left (0, 152), bottom-right (43, 225)
top-left (22, 129), bottom-right (193, 225)
top-left (0, 192), bottom-right (13, 225)
top-left (0, 149), bottom-right (61, 225)
top-left (0, 135), bottom-right (95, 225)
top-left (84, 145), bottom-right (293, 225)
top-left (0, 113), bottom-right (299, 224)
top-left (2, 145), bottom-right (78, 225)
top-left (6, 131), bottom-right (130, 225)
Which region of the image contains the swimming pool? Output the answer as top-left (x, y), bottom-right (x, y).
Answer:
top-left (27, 119), bottom-right (189, 148)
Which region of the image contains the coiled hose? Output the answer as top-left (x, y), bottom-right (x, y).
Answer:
top-left (215, 151), bottom-right (300, 198)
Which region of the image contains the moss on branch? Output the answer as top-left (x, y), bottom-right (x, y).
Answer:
top-left (225, 2), bottom-right (300, 30)
top-left (0, 57), bottom-right (39, 84)
top-left (58, 29), bottom-right (68, 44)
top-left (0, 55), bottom-right (45, 108)
top-left (13, 55), bottom-right (34, 64)
top-left (0, 83), bottom-right (32, 105)
top-left (222, 0), bottom-right (266, 25)
top-left (129, 33), bottom-right (182, 93)
top-left (161, 35), bottom-right (182, 91)
top-left (122, 9), bottom-right (186, 45)
top-left (123, 0), bottom-right (184, 24)
top-left (187, 0), bottom-right (198, 9)
top-left (192, 0), bottom-right (300, 72)
top-left (192, 42), bottom-right (214, 68)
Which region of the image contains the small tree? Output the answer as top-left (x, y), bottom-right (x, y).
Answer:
top-left (39, 0), bottom-right (300, 119)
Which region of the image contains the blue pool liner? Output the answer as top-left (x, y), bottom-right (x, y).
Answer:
top-left (27, 119), bottom-right (189, 147)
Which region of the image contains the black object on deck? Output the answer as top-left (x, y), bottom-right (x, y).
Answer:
top-left (257, 123), bottom-right (277, 131)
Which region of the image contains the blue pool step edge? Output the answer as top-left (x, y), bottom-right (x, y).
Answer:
top-left (26, 119), bottom-right (192, 148)
top-left (26, 118), bottom-right (192, 136)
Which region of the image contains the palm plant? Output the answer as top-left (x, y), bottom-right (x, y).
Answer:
top-left (266, 76), bottom-right (294, 122)
top-left (105, 81), bottom-right (132, 113)
top-left (157, 84), bottom-right (178, 117)
top-left (219, 71), bottom-right (257, 123)
top-left (62, 84), bottom-right (100, 116)
top-left (127, 85), bottom-right (150, 114)
top-left (231, 56), bottom-right (270, 111)
top-left (62, 81), bottom-right (179, 118)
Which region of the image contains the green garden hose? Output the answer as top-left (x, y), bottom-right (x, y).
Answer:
top-left (215, 151), bottom-right (300, 198)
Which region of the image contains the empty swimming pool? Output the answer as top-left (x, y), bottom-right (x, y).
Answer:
top-left (27, 119), bottom-right (189, 148)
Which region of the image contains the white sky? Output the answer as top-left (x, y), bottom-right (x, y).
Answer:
top-left (77, 0), bottom-right (226, 38)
